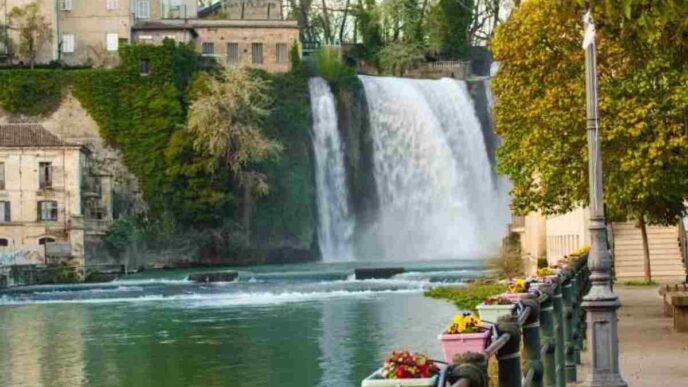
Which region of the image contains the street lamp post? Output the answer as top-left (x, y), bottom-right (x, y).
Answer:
top-left (581, 11), bottom-right (627, 387)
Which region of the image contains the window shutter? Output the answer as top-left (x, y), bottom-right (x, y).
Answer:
top-left (63, 34), bottom-right (75, 53)
top-left (37, 201), bottom-right (41, 221)
top-left (106, 33), bottom-right (119, 52)
top-left (5, 202), bottom-right (10, 222)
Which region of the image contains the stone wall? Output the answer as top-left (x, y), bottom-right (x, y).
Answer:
top-left (193, 20), bottom-right (299, 73)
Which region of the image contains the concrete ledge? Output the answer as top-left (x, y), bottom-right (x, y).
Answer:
top-left (354, 267), bottom-right (405, 280)
top-left (188, 271), bottom-right (239, 283)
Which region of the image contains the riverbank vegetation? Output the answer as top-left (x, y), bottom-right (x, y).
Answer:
top-left (425, 281), bottom-right (508, 312)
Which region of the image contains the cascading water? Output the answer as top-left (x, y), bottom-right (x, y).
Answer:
top-left (359, 76), bottom-right (509, 260)
top-left (308, 77), bottom-right (354, 261)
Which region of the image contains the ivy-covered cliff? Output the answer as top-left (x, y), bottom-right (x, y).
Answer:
top-left (0, 41), bottom-right (316, 266)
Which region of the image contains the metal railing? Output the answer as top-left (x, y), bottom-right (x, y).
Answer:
top-left (447, 254), bottom-right (590, 387)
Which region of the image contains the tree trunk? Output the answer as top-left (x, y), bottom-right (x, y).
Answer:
top-left (639, 214), bottom-right (652, 282)
top-left (339, 0), bottom-right (351, 44)
top-left (321, 0), bottom-right (333, 44)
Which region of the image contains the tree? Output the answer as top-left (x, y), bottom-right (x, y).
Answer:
top-left (492, 0), bottom-right (688, 281)
top-left (8, 1), bottom-right (51, 68)
top-left (186, 66), bottom-right (283, 239)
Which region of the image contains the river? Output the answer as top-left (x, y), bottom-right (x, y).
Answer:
top-left (0, 260), bottom-right (484, 387)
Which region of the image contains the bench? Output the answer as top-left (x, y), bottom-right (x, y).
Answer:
top-left (670, 293), bottom-right (688, 333)
top-left (659, 284), bottom-right (688, 317)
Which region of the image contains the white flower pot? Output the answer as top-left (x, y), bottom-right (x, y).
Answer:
top-left (476, 302), bottom-right (516, 323)
top-left (361, 369), bottom-right (438, 387)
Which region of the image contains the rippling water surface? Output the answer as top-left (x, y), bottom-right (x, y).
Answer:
top-left (0, 260), bottom-right (484, 387)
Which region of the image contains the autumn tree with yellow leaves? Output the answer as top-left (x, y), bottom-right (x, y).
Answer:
top-left (491, 0), bottom-right (688, 281)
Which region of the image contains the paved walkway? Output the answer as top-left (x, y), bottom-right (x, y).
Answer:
top-left (577, 285), bottom-right (688, 386)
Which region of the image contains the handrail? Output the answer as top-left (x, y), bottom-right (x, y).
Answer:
top-left (447, 254), bottom-right (590, 387)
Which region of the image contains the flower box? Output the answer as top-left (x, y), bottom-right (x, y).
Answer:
top-left (437, 329), bottom-right (490, 362)
top-left (477, 302), bottom-right (515, 323)
top-left (502, 292), bottom-right (532, 302)
top-left (361, 370), bottom-right (438, 387)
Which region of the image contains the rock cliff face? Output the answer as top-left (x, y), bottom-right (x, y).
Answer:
top-left (333, 80), bottom-right (384, 258)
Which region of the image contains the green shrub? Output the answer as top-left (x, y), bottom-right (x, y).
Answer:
top-left (0, 70), bottom-right (65, 115)
top-left (425, 281), bottom-right (508, 312)
top-left (312, 47), bottom-right (356, 88)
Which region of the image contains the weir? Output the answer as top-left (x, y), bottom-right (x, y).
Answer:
top-left (309, 76), bottom-right (509, 262)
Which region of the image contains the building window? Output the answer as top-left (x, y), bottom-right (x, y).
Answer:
top-left (139, 59), bottom-right (150, 75)
top-left (106, 0), bottom-right (119, 10)
top-left (39, 162), bottom-right (52, 189)
top-left (0, 162), bottom-right (5, 190)
top-left (106, 33), bottom-right (119, 52)
top-left (61, 0), bottom-right (72, 11)
top-left (202, 42), bottom-right (215, 56)
top-left (136, 0), bottom-right (150, 19)
top-left (0, 201), bottom-right (9, 222)
top-left (276, 43), bottom-right (288, 64)
top-left (226, 43), bottom-right (239, 63)
top-left (38, 201), bottom-right (58, 222)
top-left (62, 34), bottom-right (75, 53)
top-left (38, 237), bottom-right (56, 245)
top-left (251, 43), bottom-right (263, 65)
top-left (0, 238), bottom-right (8, 247)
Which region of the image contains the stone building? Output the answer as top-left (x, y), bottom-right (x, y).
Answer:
top-left (0, 123), bottom-right (113, 266)
top-left (2, 0), bottom-right (299, 72)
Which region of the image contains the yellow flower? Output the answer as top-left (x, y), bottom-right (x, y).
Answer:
top-left (446, 314), bottom-right (481, 334)
top-left (508, 278), bottom-right (526, 293)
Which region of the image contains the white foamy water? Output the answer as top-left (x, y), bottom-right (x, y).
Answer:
top-left (0, 288), bottom-right (424, 307)
top-left (309, 77), bottom-right (355, 262)
top-left (359, 76), bottom-right (509, 260)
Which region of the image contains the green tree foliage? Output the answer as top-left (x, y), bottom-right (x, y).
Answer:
top-left (252, 68), bottom-right (316, 248)
top-left (187, 66), bottom-right (281, 179)
top-left (378, 42), bottom-right (424, 75)
top-left (434, 0), bottom-right (474, 58)
top-left (8, 1), bottom-right (51, 68)
top-left (492, 0), bottom-right (688, 225)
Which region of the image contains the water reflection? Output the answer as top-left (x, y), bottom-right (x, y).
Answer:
top-left (0, 305), bottom-right (85, 387)
top-left (0, 266), bottom-right (466, 387)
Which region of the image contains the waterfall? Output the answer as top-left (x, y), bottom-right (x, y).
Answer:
top-left (359, 76), bottom-right (508, 260)
top-left (308, 78), bottom-right (354, 261)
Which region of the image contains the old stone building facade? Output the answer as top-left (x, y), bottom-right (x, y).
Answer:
top-left (0, 123), bottom-right (114, 266)
top-left (2, 0), bottom-right (299, 72)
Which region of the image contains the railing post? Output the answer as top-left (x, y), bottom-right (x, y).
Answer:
top-left (552, 281), bottom-right (566, 387)
top-left (521, 298), bottom-right (544, 387)
top-left (570, 276), bottom-right (582, 364)
top-left (561, 273), bottom-right (577, 383)
top-left (538, 285), bottom-right (557, 387)
top-left (451, 352), bottom-right (488, 387)
top-left (497, 315), bottom-right (522, 387)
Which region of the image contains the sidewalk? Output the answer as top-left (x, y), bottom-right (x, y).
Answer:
top-left (577, 285), bottom-right (688, 386)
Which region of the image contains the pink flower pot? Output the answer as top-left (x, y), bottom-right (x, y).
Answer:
top-left (437, 329), bottom-right (490, 362)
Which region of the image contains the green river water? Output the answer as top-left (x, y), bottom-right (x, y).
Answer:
top-left (0, 260), bottom-right (485, 387)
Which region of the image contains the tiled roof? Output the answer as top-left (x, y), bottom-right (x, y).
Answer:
top-left (0, 124), bottom-right (75, 147)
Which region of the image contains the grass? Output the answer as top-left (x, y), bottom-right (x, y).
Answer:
top-left (623, 279), bottom-right (659, 287)
top-left (424, 281), bottom-right (508, 312)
